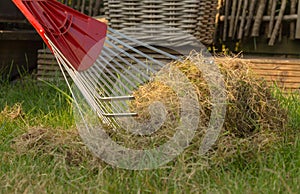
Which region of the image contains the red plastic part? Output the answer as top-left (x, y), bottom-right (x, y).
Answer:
top-left (12, 0), bottom-right (107, 71)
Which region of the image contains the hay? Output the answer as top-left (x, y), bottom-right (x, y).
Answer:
top-left (11, 127), bottom-right (101, 167)
top-left (0, 103), bottom-right (23, 120)
top-left (215, 56), bottom-right (287, 136)
top-left (127, 53), bottom-right (288, 160)
top-left (132, 54), bottom-right (287, 134)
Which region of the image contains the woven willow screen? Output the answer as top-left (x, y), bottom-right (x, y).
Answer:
top-left (104, 0), bottom-right (218, 45)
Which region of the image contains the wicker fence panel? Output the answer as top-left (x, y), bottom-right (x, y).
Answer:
top-left (103, 0), bottom-right (218, 45)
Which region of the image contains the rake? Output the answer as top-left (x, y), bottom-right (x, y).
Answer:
top-left (12, 0), bottom-right (184, 128)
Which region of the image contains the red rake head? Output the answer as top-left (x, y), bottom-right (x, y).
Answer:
top-left (12, 0), bottom-right (107, 71)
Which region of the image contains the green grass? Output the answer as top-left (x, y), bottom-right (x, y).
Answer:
top-left (1, 76), bottom-right (300, 193)
top-left (0, 77), bottom-right (74, 129)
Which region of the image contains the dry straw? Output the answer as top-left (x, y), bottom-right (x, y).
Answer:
top-left (11, 127), bottom-right (102, 167)
top-left (127, 54), bottom-right (288, 161)
top-left (97, 53), bottom-right (287, 162)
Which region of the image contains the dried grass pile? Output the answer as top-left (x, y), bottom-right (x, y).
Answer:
top-left (11, 127), bottom-right (101, 167)
top-left (127, 53), bottom-right (288, 160)
top-left (215, 56), bottom-right (286, 136)
top-left (0, 103), bottom-right (23, 121)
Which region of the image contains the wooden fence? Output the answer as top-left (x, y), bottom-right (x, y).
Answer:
top-left (219, 0), bottom-right (300, 46)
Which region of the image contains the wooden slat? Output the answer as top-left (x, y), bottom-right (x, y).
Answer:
top-left (250, 64), bottom-right (300, 71)
top-left (38, 53), bottom-right (57, 59)
top-left (37, 65), bottom-right (60, 71)
top-left (252, 69), bottom-right (300, 77)
top-left (269, 82), bottom-right (300, 89)
top-left (38, 49), bottom-right (52, 54)
top-left (37, 60), bottom-right (58, 65)
top-left (245, 58), bottom-right (300, 64)
top-left (256, 75), bottom-right (300, 83)
top-left (37, 77), bottom-right (66, 82)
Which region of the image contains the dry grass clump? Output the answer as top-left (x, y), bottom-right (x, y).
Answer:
top-left (0, 103), bottom-right (23, 121)
top-left (11, 127), bottom-right (101, 167)
top-left (127, 54), bottom-right (287, 160)
top-left (215, 57), bottom-right (286, 136)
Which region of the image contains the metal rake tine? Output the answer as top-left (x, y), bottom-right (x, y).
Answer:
top-left (101, 47), bottom-right (150, 84)
top-left (48, 36), bottom-right (134, 119)
top-left (105, 37), bottom-right (158, 74)
top-left (109, 27), bottom-right (179, 61)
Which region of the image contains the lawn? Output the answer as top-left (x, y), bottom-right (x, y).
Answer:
top-left (0, 75), bottom-right (300, 193)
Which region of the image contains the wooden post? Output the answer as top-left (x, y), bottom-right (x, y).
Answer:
top-left (238, 0), bottom-right (248, 39)
top-left (251, 0), bottom-right (267, 37)
top-left (268, 0), bottom-right (277, 38)
top-left (289, 0), bottom-right (297, 39)
top-left (233, 0), bottom-right (243, 39)
top-left (269, 0), bottom-right (287, 45)
top-left (229, 0), bottom-right (237, 37)
top-left (295, 0), bottom-right (300, 38)
top-left (244, 0), bottom-right (257, 37)
top-left (222, 0), bottom-right (229, 41)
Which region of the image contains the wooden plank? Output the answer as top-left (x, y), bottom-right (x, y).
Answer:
top-left (37, 77), bottom-right (66, 82)
top-left (252, 69), bottom-right (300, 77)
top-left (251, 67), bottom-right (300, 72)
top-left (220, 14), bottom-right (298, 22)
top-left (256, 75), bottom-right (300, 83)
top-left (38, 49), bottom-right (52, 54)
top-left (37, 65), bottom-right (61, 71)
top-left (249, 61), bottom-right (300, 66)
top-left (262, 80), bottom-right (300, 90)
top-left (37, 53), bottom-right (56, 59)
top-left (37, 68), bottom-right (65, 74)
top-left (0, 30), bottom-right (41, 41)
top-left (249, 64), bottom-right (300, 71)
top-left (37, 60), bottom-right (58, 65)
top-left (37, 72), bottom-right (65, 77)
top-left (245, 58), bottom-right (300, 64)
top-left (295, 0), bottom-right (300, 38)
top-left (262, 80), bottom-right (300, 89)
top-left (274, 82), bottom-right (300, 89)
